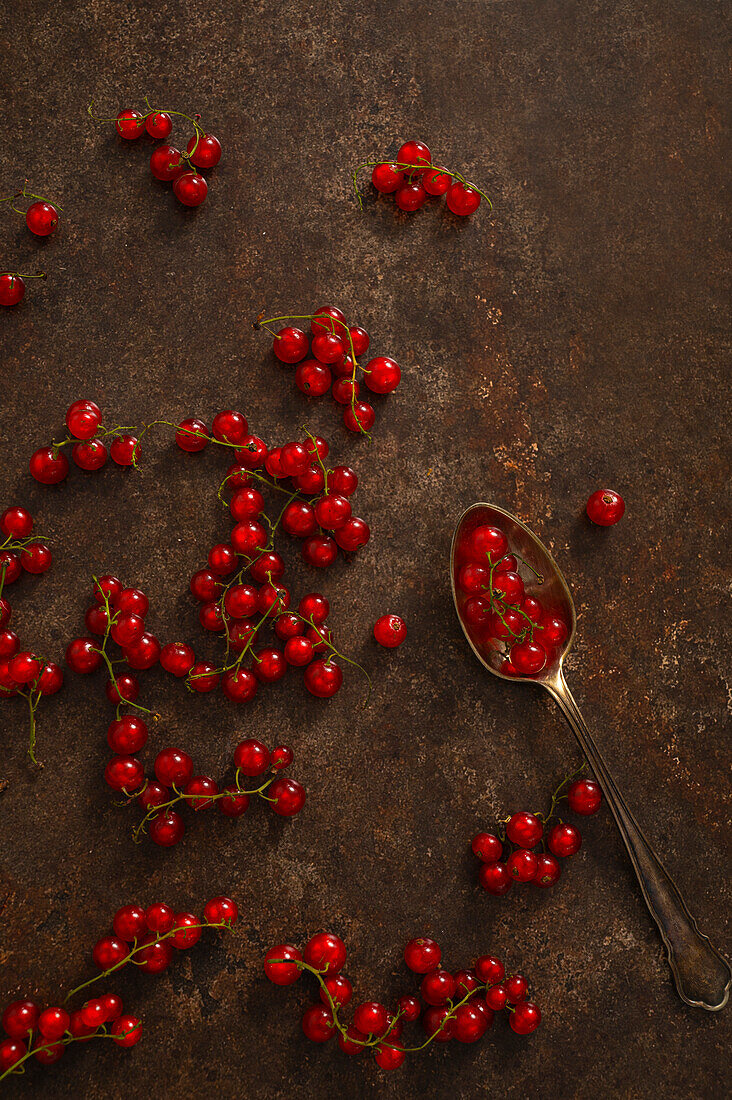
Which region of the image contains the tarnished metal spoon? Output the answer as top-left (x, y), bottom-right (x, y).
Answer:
top-left (451, 501), bottom-right (730, 1012)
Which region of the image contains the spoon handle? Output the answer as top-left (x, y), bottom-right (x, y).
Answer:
top-left (547, 668), bottom-right (731, 1011)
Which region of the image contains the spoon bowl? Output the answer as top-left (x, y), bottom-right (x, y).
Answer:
top-left (451, 501), bottom-right (731, 1012)
top-left (451, 502), bottom-right (574, 682)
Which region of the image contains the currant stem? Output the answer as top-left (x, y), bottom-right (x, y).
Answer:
top-left (0, 1026), bottom-right (138, 1083)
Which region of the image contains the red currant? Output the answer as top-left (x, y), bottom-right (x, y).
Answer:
top-left (478, 861), bottom-right (513, 896)
top-left (264, 944), bottom-right (302, 985)
top-left (111, 1015), bottom-right (142, 1046)
top-left (509, 1001), bottom-right (541, 1034)
top-left (110, 434), bottom-right (139, 465)
top-left (186, 133), bottom-right (222, 168)
top-left (547, 822), bottom-right (582, 857)
top-left (65, 637), bottom-right (102, 674)
top-left (303, 932), bottom-right (346, 974)
top-left (173, 171), bottom-right (208, 206)
top-left (586, 489), bottom-right (625, 526)
top-left (273, 326), bottom-right (308, 364)
top-left (301, 1004), bottom-right (335, 1043)
top-left (115, 109), bottom-right (145, 138)
top-left (295, 359), bottom-right (332, 396)
top-left (149, 810), bottom-right (184, 846)
top-left (160, 642), bottom-right (195, 677)
top-left (212, 408), bottom-right (248, 444)
top-left (29, 446), bottom-right (69, 484)
top-left (176, 417), bottom-right (208, 451)
top-left (371, 163), bottom-right (404, 193)
top-left (422, 167), bottom-right (451, 195)
top-left (534, 853), bottom-right (562, 887)
top-left (268, 776), bottom-right (306, 815)
top-left (446, 181), bottom-right (481, 215)
top-left (203, 896), bottom-right (238, 925)
top-left (373, 614), bottom-right (406, 648)
top-left (25, 201), bottom-right (58, 236)
top-left (507, 848), bottom-right (538, 883)
top-left (509, 640), bottom-right (547, 675)
top-left (506, 812), bottom-right (543, 847)
top-left (395, 182), bottom-right (427, 211)
top-left (471, 832), bottom-right (503, 862)
top-left (149, 144), bottom-right (185, 181)
top-left (403, 937), bottom-right (441, 973)
top-left (301, 535), bottom-right (337, 568)
top-left (567, 778), bottom-right (602, 815)
top-left (334, 516), bottom-right (370, 551)
top-left (0, 507), bottom-right (33, 538)
top-left (364, 356), bottom-right (401, 394)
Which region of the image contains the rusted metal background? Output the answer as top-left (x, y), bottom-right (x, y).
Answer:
top-left (1, 1), bottom-right (729, 1096)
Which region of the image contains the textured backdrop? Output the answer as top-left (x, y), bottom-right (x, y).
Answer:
top-left (1, 0), bottom-right (729, 1096)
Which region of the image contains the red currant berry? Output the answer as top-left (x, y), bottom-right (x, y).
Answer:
top-left (0, 507), bottom-right (32, 538)
top-left (185, 775), bottom-right (219, 810)
top-left (396, 995), bottom-right (421, 1022)
top-left (105, 673), bottom-right (139, 705)
top-left (33, 1040), bottom-right (64, 1065)
top-left (314, 493), bottom-right (351, 530)
top-left (296, 359), bottom-right (332, 396)
top-left (269, 776), bottom-right (306, 816)
top-left (273, 326), bottom-right (308, 364)
top-left (37, 1006), bottom-right (70, 1041)
top-left (304, 658), bottom-right (342, 697)
top-left (111, 611), bottom-right (145, 647)
top-left (475, 955), bottom-right (505, 984)
top-left (2, 1000), bottom-right (39, 1039)
top-left (311, 306), bottom-right (346, 336)
top-left (29, 446), bottom-right (69, 484)
top-left (331, 377), bottom-right (360, 405)
top-left (446, 180), bottom-right (481, 215)
top-left (471, 832), bottom-right (503, 862)
top-left (188, 660), bottom-right (220, 692)
top-left (252, 646), bottom-right (287, 682)
top-left (507, 848), bottom-right (538, 883)
top-left (230, 488), bottom-right (264, 522)
top-left (111, 1015), bottom-right (142, 1047)
top-left (298, 593), bottom-right (329, 624)
top-left (112, 904), bottom-right (146, 941)
top-left (171, 913), bottom-right (203, 949)
top-left (485, 984), bottom-right (508, 1010)
top-left (250, 551), bottom-right (285, 582)
top-left (173, 170), bottom-right (208, 206)
top-left (365, 356), bottom-right (401, 394)
top-left (0, 601), bottom-right (11, 631)
top-left (397, 139), bottom-right (431, 170)
top-left (327, 467), bottom-right (357, 497)
top-left (506, 811), bottom-right (543, 847)
top-left (203, 896), bottom-right (238, 925)
top-left (0, 630), bottom-right (19, 658)
top-left (303, 931), bottom-right (346, 975)
top-left (586, 489), bottom-right (625, 526)
top-left (311, 332), bottom-right (345, 365)
top-left (176, 417), bottom-right (208, 452)
top-left (534, 853), bottom-right (562, 887)
top-left (403, 937), bottom-right (441, 973)
top-left (145, 110), bottom-right (172, 138)
top-left (421, 968), bottom-right (456, 1006)
top-left (218, 785), bottom-right (250, 816)
top-left (137, 781), bottom-right (168, 812)
top-left (231, 519), bottom-right (267, 556)
top-left (454, 1002), bottom-right (488, 1043)
top-left (374, 1043), bottom-right (405, 1070)
top-left (422, 167), bottom-right (451, 195)
top-left (301, 1004), bottom-right (335, 1043)
top-left (236, 436), bottom-right (268, 469)
top-left (468, 525), bottom-right (507, 564)
top-left (395, 182), bottom-right (427, 211)
top-left (149, 809), bottom-right (184, 846)
top-left (25, 201), bottom-right (58, 236)
top-left (115, 109), bottom-right (145, 138)
top-left (509, 1001), bottom-right (541, 1034)
top-left (155, 746), bottom-right (194, 787)
top-left (353, 1001), bottom-right (388, 1037)
top-left (208, 543), bottom-right (238, 576)
top-left (478, 861), bottom-right (513, 896)
top-left (343, 401), bottom-right (375, 433)
top-left (189, 569), bottom-right (220, 602)
top-left (212, 408), bottom-right (248, 444)
top-left (509, 640), bottom-right (547, 676)
top-left (110, 434), bottom-right (139, 465)
top-left (234, 738), bottom-right (270, 775)
top-left (301, 535), bottom-right (338, 568)
top-left (92, 936), bottom-right (128, 970)
top-left (284, 635), bottom-right (315, 666)
top-left (104, 755), bottom-right (144, 793)
top-left (0, 552), bottom-right (20, 584)
top-left (321, 974), bottom-right (352, 1008)
top-left (137, 932), bottom-right (175, 974)
top-left (282, 500), bottom-right (317, 538)
top-left (160, 641), bottom-right (195, 677)
top-left (371, 162), bottom-right (404, 193)
top-left (66, 399), bottom-right (102, 439)
top-left (19, 541), bottom-right (52, 573)
top-left (72, 438), bottom-right (107, 471)
top-left (348, 325), bottom-right (370, 356)
top-left (547, 822), bottom-right (582, 857)
top-left (271, 744), bottom-right (293, 769)
top-left (221, 667), bottom-right (257, 703)
top-left (0, 274), bottom-right (26, 306)
top-left (107, 715), bottom-right (148, 754)
top-left (186, 132), bottom-right (222, 168)
top-left (150, 144), bottom-right (184, 181)
top-left (539, 614), bottom-right (568, 648)
top-left (373, 613), bottom-right (406, 648)
top-left (65, 636), bottom-right (102, 674)
top-left (567, 778), bottom-right (602, 815)
top-left (94, 574), bottom-right (122, 605)
top-left (223, 583), bottom-right (258, 619)
top-left (334, 516), bottom-right (370, 551)
top-left (421, 1005), bottom-right (455, 1042)
top-left (264, 944), bottom-right (302, 985)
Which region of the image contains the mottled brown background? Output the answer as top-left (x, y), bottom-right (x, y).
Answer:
top-left (1, 0), bottom-right (729, 1096)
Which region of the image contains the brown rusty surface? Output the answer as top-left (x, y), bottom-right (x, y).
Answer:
top-left (1, 0), bottom-right (729, 1096)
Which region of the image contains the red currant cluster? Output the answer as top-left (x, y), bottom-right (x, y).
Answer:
top-left (0, 506), bottom-right (60, 762)
top-left (0, 180), bottom-right (57, 307)
top-left (129, 739), bottom-right (304, 848)
top-left (354, 139), bottom-right (490, 216)
top-left (88, 98), bottom-right (221, 207)
top-left (473, 770), bottom-right (604, 895)
top-left (0, 895), bottom-right (236, 1082)
top-left (455, 523), bottom-right (570, 676)
top-left (264, 932), bottom-right (540, 1072)
top-left (255, 306), bottom-right (400, 436)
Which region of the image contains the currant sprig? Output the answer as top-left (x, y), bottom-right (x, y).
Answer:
top-left (265, 932), bottom-right (540, 1070)
top-left (0, 181), bottom-right (60, 235)
top-left (0, 271), bottom-right (46, 307)
top-left (353, 139), bottom-right (491, 216)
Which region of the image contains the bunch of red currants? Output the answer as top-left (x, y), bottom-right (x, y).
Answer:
top-left (473, 771), bottom-right (603, 895)
top-left (256, 306), bottom-right (400, 436)
top-left (88, 98), bottom-right (221, 207)
top-left (359, 139), bottom-right (489, 216)
top-left (264, 931), bottom-right (540, 1071)
top-left (0, 895), bottom-right (237, 1082)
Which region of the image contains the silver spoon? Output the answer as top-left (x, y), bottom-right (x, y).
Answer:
top-left (450, 501), bottom-right (730, 1011)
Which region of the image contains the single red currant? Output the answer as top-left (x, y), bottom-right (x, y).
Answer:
top-left (296, 359), bottom-right (332, 396)
top-left (203, 896), bottom-right (238, 925)
top-left (186, 133), bottom-right (222, 168)
top-left (478, 861), bottom-right (513, 896)
top-left (404, 937), bottom-right (441, 973)
top-left (110, 434), bottom-right (139, 465)
top-left (25, 201), bottom-right (58, 236)
top-left (372, 162), bottom-right (404, 193)
top-left (475, 955), bottom-right (505, 984)
top-left (567, 778), bottom-right (602, 815)
top-left (176, 417), bottom-right (208, 451)
top-left (334, 516), bottom-right (370, 551)
top-left (111, 1015), bottom-right (142, 1046)
top-left (471, 833), bottom-right (504, 862)
top-left (115, 109), bottom-right (145, 138)
top-left (506, 811), bottom-right (543, 848)
top-left (373, 614), bottom-right (406, 648)
top-left (395, 182), bottom-right (427, 211)
top-left (534, 853), bottom-right (562, 887)
top-left (173, 170), bottom-right (208, 206)
top-left (0, 507), bottom-right (33, 538)
top-left (145, 111), bottom-right (172, 138)
top-left (422, 167), bottom-right (451, 195)
top-left (65, 637), bottom-right (102, 674)
top-left (269, 776), bottom-right (306, 816)
top-left (264, 945), bottom-right (302, 985)
top-left (149, 810), bottom-right (185, 846)
top-left (364, 356), bottom-right (401, 394)
top-left (29, 447), bottom-right (69, 484)
top-left (303, 932), bottom-right (346, 975)
top-left (586, 489), bottom-right (625, 525)
top-left (509, 640), bottom-right (547, 675)
top-left (212, 408), bottom-right (248, 444)
top-left (343, 402), bottom-right (375, 433)
top-left (507, 848), bottom-right (538, 883)
top-left (273, 326), bottom-right (308, 364)
top-left (160, 641), bottom-right (195, 677)
top-left (446, 181), bottom-right (481, 215)
top-left (547, 822), bottom-right (582, 857)
top-left (19, 542), bottom-right (52, 573)
top-left (155, 746), bottom-right (194, 787)
top-left (509, 1001), bottom-right (541, 1034)
top-left (301, 1004), bottom-right (335, 1043)
top-left (0, 274), bottom-right (26, 306)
